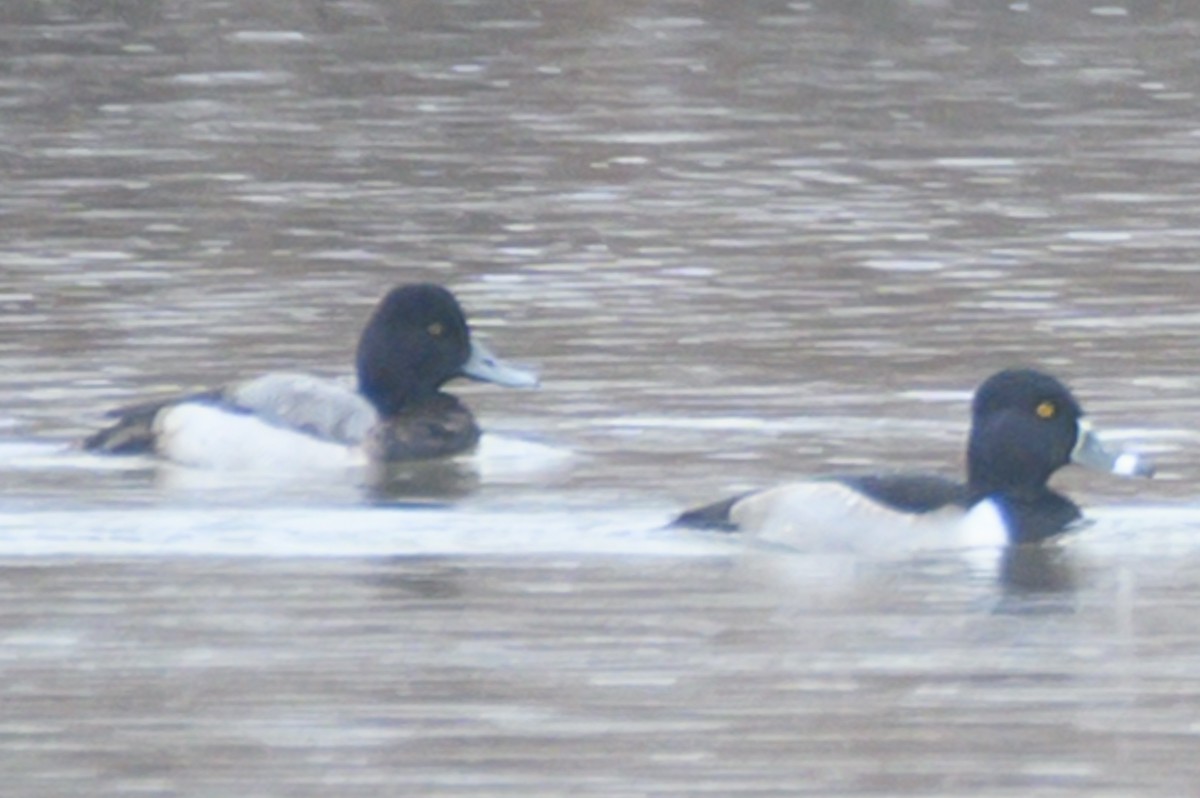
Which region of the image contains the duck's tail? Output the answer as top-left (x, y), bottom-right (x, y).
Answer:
top-left (670, 494), bottom-right (747, 532)
top-left (82, 403), bottom-right (164, 454)
top-left (83, 390), bottom-right (222, 455)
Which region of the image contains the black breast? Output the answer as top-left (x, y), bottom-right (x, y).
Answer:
top-left (990, 492), bottom-right (1082, 544)
top-left (366, 395), bottom-right (482, 462)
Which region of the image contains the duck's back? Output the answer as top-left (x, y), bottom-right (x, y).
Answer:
top-left (226, 373), bottom-right (376, 445)
top-left (84, 373), bottom-right (377, 462)
top-left (834, 474), bottom-right (969, 514)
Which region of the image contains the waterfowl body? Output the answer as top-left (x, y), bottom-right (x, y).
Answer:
top-left (84, 284), bottom-right (537, 468)
top-left (675, 369), bottom-right (1153, 551)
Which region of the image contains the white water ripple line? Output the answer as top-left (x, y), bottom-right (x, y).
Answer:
top-left (0, 507), bottom-right (728, 558)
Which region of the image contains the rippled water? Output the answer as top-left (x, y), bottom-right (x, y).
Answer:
top-left (4, 1), bottom-right (1200, 794)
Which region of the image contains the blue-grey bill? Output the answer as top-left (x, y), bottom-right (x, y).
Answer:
top-left (1071, 419), bottom-right (1154, 478)
top-left (461, 340), bottom-right (539, 388)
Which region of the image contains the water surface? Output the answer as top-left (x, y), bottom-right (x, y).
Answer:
top-left (3, 1), bottom-right (1200, 794)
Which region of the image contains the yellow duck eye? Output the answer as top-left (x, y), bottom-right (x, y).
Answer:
top-left (1036, 401), bottom-right (1056, 419)
top-left (427, 322), bottom-right (444, 337)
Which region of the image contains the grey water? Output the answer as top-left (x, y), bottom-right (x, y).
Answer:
top-left (4, 0), bottom-right (1200, 794)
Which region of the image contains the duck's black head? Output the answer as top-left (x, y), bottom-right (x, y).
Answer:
top-left (966, 368), bottom-right (1152, 543)
top-left (356, 284), bottom-right (536, 417)
top-left (967, 368), bottom-right (1084, 497)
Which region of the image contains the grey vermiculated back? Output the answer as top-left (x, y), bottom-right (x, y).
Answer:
top-left (225, 373), bottom-right (377, 445)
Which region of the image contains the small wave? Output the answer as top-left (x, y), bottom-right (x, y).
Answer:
top-left (0, 506), bottom-right (724, 558)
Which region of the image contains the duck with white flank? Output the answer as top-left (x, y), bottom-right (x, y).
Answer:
top-left (675, 369), bottom-right (1153, 550)
top-left (85, 284), bottom-right (537, 469)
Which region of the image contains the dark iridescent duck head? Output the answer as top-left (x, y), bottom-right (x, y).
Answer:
top-left (964, 368), bottom-right (1152, 542)
top-left (357, 284), bottom-right (537, 462)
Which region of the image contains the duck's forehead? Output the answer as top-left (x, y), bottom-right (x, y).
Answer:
top-left (1018, 380), bottom-right (1071, 404)
top-left (975, 373), bottom-right (1080, 415)
top-left (1022, 377), bottom-right (1081, 413)
top-left (387, 291), bottom-right (464, 324)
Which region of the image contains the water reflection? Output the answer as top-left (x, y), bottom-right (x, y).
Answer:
top-left (994, 544), bottom-right (1081, 619)
top-left (999, 544), bottom-right (1079, 595)
top-left (5, 550), bottom-right (1200, 794)
top-left (365, 458), bottom-right (481, 502)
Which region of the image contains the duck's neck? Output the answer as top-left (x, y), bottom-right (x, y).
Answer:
top-left (360, 381), bottom-right (442, 418)
top-left (967, 453), bottom-right (1056, 499)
